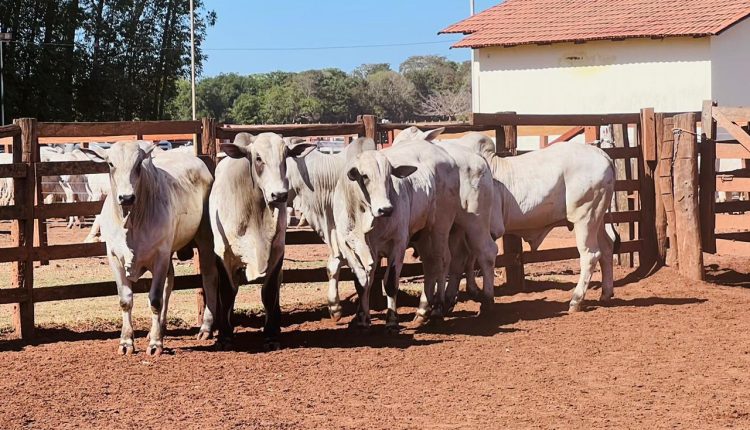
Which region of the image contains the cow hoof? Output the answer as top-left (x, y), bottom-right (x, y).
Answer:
top-left (196, 330), bottom-right (213, 341)
top-left (147, 345), bottom-right (162, 357)
top-left (385, 324), bottom-right (401, 334)
top-left (568, 303), bottom-right (581, 313)
top-left (478, 301), bottom-right (493, 318)
top-left (118, 344), bottom-right (134, 356)
top-left (329, 306), bottom-right (342, 322)
top-left (215, 338), bottom-right (233, 351)
top-left (412, 313), bottom-right (429, 327)
top-left (263, 340), bottom-right (281, 352)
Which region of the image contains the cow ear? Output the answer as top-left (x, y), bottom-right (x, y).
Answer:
top-left (347, 137), bottom-right (375, 160)
top-left (78, 147), bottom-right (108, 163)
top-left (287, 142), bottom-right (317, 158)
top-left (138, 141), bottom-right (157, 155)
top-left (347, 166), bottom-right (361, 181)
top-left (284, 137), bottom-right (306, 145)
top-left (423, 127), bottom-right (445, 142)
top-left (234, 133), bottom-right (256, 147)
top-left (220, 143), bottom-right (250, 159)
top-left (391, 165), bottom-right (417, 178)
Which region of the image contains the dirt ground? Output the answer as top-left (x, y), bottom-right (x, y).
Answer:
top-left (0, 216), bottom-right (749, 429)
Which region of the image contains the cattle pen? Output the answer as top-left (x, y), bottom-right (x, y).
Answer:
top-left (1, 106), bottom-right (746, 341)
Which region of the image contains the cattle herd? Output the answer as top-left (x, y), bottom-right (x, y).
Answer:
top-left (41, 127), bottom-right (620, 356)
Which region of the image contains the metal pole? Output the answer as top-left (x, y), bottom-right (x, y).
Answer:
top-left (190, 0), bottom-right (197, 121)
top-left (469, 0), bottom-right (479, 113)
top-left (1, 40), bottom-right (5, 126)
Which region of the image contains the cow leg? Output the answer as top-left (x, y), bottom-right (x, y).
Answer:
top-left (261, 257), bottom-right (284, 351)
top-left (83, 215), bottom-right (101, 243)
top-left (569, 221), bottom-right (603, 312)
top-left (194, 212), bottom-right (220, 340)
top-left (110, 257), bottom-right (135, 355)
top-left (326, 254), bottom-right (343, 321)
top-left (598, 224), bottom-right (615, 302)
top-left (146, 259), bottom-right (170, 356)
top-left (462, 224), bottom-right (499, 316)
top-left (383, 249), bottom-right (405, 333)
top-left (158, 262), bottom-right (175, 341)
top-left (446, 228), bottom-right (469, 315)
top-left (216, 259), bottom-right (239, 349)
top-left (414, 230), bottom-right (450, 325)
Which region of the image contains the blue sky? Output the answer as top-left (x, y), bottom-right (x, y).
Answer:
top-left (201, 0), bottom-right (498, 77)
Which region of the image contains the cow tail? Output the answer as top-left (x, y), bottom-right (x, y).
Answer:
top-left (605, 222), bottom-right (621, 254)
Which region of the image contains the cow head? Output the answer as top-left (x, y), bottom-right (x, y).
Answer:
top-left (392, 126), bottom-right (445, 145)
top-left (79, 140), bottom-right (156, 209)
top-left (221, 133), bottom-right (316, 205)
top-left (346, 151), bottom-right (417, 218)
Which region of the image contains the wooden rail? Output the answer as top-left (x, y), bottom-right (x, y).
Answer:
top-left (1, 112), bottom-right (661, 340)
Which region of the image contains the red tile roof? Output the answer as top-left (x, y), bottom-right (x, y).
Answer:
top-left (441, 0), bottom-right (750, 48)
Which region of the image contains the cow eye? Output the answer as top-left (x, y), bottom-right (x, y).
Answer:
top-left (361, 174), bottom-right (368, 181)
top-left (107, 162), bottom-right (114, 168)
top-left (255, 155), bottom-right (262, 163)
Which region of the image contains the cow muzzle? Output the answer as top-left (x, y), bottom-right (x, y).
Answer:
top-left (373, 205), bottom-right (393, 218)
top-left (269, 191), bottom-right (288, 204)
top-left (118, 194), bottom-right (136, 206)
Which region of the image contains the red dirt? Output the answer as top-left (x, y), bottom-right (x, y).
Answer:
top-left (1, 216), bottom-right (749, 428)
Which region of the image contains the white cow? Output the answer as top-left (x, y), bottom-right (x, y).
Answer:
top-left (80, 141), bottom-right (218, 356)
top-left (392, 128), bottom-right (501, 315)
top-left (210, 132), bottom-right (316, 349)
top-left (285, 137), bottom-right (376, 321)
top-left (0, 153), bottom-right (13, 206)
top-left (454, 132), bottom-right (619, 311)
top-left (333, 139), bottom-right (460, 329)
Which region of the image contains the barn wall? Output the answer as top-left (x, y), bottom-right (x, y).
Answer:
top-left (473, 37), bottom-right (711, 114)
top-left (711, 17), bottom-right (750, 107)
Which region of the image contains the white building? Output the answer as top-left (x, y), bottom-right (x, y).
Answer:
top-left (442, 0), bottom-right (750, 115)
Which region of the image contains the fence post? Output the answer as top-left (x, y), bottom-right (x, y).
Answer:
top-left (13, 118), bottom-right (37, 339)
top-left (200, 117), bottom-right (217, 173)
top-left (362, 114), bottom-right (377, 142)
top-left (653, 113), bottom-right (668, 264)
top-left (699, 101), bottom-right (717, 254)
top-left (673, 113), bottom-right (704, 281)
top-left (659, 117), bottom-right (679, 267)
top-left (638, 108), bottom-right (660, 273)
top-left (34, 125), bottom-right (48, 265)
top-left (497, 117), bottom-right (525, 290)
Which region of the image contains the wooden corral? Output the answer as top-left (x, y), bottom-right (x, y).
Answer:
top-left (1, 111), bottom-right (685, 339)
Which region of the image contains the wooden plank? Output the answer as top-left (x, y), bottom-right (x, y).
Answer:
top-left (472, 112), bottom-right (642, 127)
top-left (637, 116), bottom-right (660, 272)
top-left (0, 205), bottom-right (25, 221)
top-left (35, 160), bottom-right (109, 176)
top-left (584, 126), bottom-right (600, 142)
top-left (658, 117), bottom-right (679, 267)
top-left (0, 163), bottom-right (27, 179)
top-left (672, 113), bottom-right (704, 281)
top-left (502, 240), bottom-right (643, 265)
top-left (700, 100), bottom-right (717, 254)
top-left (653, 113), bottom-right (668, 263)
top-left (713, 106), bottom-right (750, 124)
top-left (713, 109), bottom-right (750, 155)
top-left (38, 121), bottom-right (202, 138)
top-left (603, 146), bottom-right (641, 160)
top-left (0, 246), bottom-right (28, 263)
top-left (0, 124), bottom-right (21, 139)
top-left (549, 126), bottom-right (585, 144)
top-left (217, 123), bottom-right (364, 140)
top-left (641, 108), bottom-right (657, 162)
top-left (12, 118), bottom-right (37, 339)
top-left (717, 168), bottom-right (750, 177)
top-left (615, 180), bottom-right (640, 192)
top-left (35, 200), bottom-right (104, 219)
top-left (716, 177), bottom-right (750, 192)
top-left (715, 231), bottom-right (750, 242)
top-left (716, 143), bottom-right (750, 159)
top-left (715, 200), bottom-right (750, 213)
top-left (0, 288), bottom-right (30, 305)
top-left (34, 242), bottom-right (107, 261)
top-left (613, 124), bottom-right (632, 267)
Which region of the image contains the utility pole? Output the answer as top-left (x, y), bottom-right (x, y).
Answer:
top-left (190, 0), bottom-right (197, 121)
top-left (0, 28), bottom-right (12, 126)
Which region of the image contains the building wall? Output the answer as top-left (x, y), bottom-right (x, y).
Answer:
top-left (473, 37), bottom-right (712, 114)
top-left (711, 17), bottom-right (750, 107)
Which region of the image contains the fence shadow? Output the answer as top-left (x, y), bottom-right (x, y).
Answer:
top-left (705, 264), bottom-right (750, 289)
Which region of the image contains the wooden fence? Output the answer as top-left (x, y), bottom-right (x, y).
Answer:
top-left (1, 111), bottom-right (661, 339)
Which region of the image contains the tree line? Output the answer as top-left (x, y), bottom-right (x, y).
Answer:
top-left (2, 2), bottom-right (469, 124)
top-left (166, 56), bottom-right (470, 124)
top-left (1, 0), bottom-right (214, 122)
